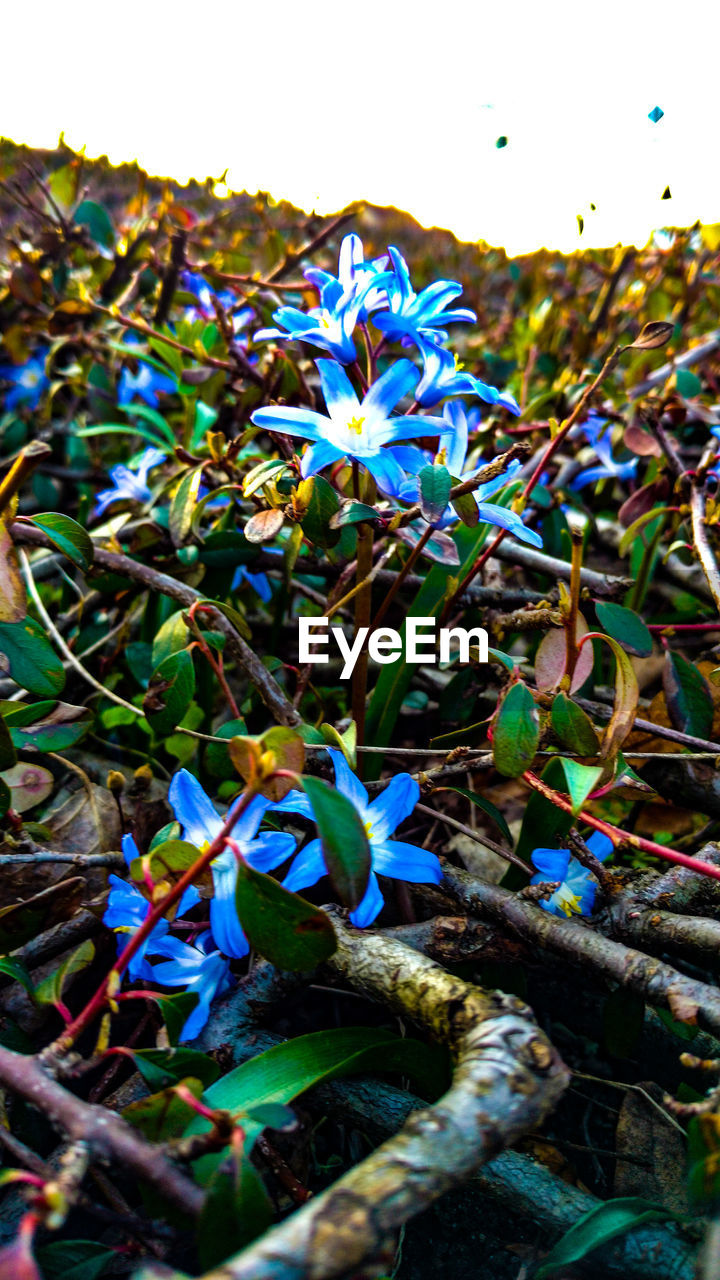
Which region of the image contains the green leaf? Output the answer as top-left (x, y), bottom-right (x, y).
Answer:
top-left (492, 682), bottom-right (539, 777)
top-left (299, 475), bottom-right (341, 548)
top-left (0, 715), bottom-right (16, 770)
top-left (432, 785), bottom-right (512, 844)
top-left (0, 618), bottom-right (65, 696)
top-left (320, 720), bottom-right (357, 768)
top-left (74, 199), bottom-right (114, 250)
top-left (329, 500), bottom-right (380, 529)
top-left (663, 651), bottom-right (713, 740)
top-left (76, 422), bottom-right (169, 450)
top-left (551, 692), bottom-right (599, 754)
top-left (151, 610), bottom-right (190, 669)
top-left (37, 1239), bottom-right (115, 1280)
top-left (559, 759), bottom-right (604, 814)
top-left (418, 463), bottom-right (452, 523)
top-left (185, 1027), bottom-right (447, 1181)
top-left (132, 1048), bottom-right (220, 1091)
top-left (300, 775), bottom-right (371, 908)
top-left (4, 700), bottom-right (92, 752)
top-left (452, 487), bottom-right (480, 527)
top-left (192, 401), bottom-right (219, 449)
top-left (243, 458), bottom-right (290, 498)
top-left (204, 719), bottom-right (247, 778)
top-left (234, 861), bottom-right (337, 970)
top-left (586, 632), bottom-right (639, 762)
top-left (169, 467), bottom-right (204, 547)
top-left (144, 650), bottom-right (196, 735)
top-left (197, 1148), bottom-right (273, 1269)
top-left (688, 1114), bottom-right (720, 1208)
top-left (618, 507), bottom-right (673, 557)
top-left (124, 1079), bottom-right (203, 1142)
top-left (676, 368), bottom-right (703, 398)
top-left (28, 513), bottom-right (94, 573)
top-left (34, 939), bottom-right (95, 1010)
top-left (0, 956), bottom-right (34, 996)
top-left (156, 992), bottom-right (200, 1046)
top-left (595, 601), bottom-right (652, 657)
top-left (536, 1197), bottom-right (674, 1278)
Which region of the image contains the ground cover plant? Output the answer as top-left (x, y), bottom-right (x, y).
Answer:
top-left (2, 139), bottom-right (720, 1278)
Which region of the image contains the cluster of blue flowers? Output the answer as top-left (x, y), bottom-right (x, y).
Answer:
top-left (103, 750), bottom-right (442, 1040)
top-left (250, 234), bottom-right (545, 543)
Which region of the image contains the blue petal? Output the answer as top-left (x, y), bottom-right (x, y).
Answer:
top-left (530, 848), bottom-right (571, 879)
top-left (474, 502), bottom-right (543, 548)
top-left (122, 833), bottom-right (140, 868)
top-left (349, 871), bottom-right (385, 927)
top-left (270, 789), bottom-right (314, 820)
top-left (283, 837), bottom-right (327, 893)
top-left (251, 406), bottom-right (329, 442)
top-left (366, 773), bottom-right (419, 840)
top-left (316, 359), bottom-right (360, 421)
top-left (244, 831), bottom-right (296, 873)
top-left (372, 841), bottom-right (442, 884)
top-left (228, 792), bottom-right (271, 847)
top-left (168, 769), bottom-right (222, 849)
top-left (329, 749), bottom-right (369, 814)
top-left (360, 448), bottom-right (408, 497)
top-left (300, 439), bottom-right (345, 478)
top-left (586, 831), bottom-right (614, 862)
top-left (361, 359), bottom-right (419, 423)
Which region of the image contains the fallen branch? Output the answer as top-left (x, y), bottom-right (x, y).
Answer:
top-left (182, 912), bottom-right (568, 1280)
top-left (0, 1046), bottom-right (204, 1218)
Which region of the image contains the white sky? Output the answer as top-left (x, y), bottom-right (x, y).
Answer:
top-left (2, 0), bottom-right (718, 256)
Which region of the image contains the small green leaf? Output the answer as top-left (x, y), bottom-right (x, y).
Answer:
top-left (536, 1196), bottom-right (674, 1278)
top-left (585, 632), bottom-right (639, 763)
top-left (319, 720), bottom-right (357, 767)
top-left (0, 957), bottom-right (34, 996)
top-left (144, 650), bottom-right (196, 735)
top-left (169, 467), bottom-right (204, 547)
top-left (28, 513), bottom-right (94, 573)
top-left (204, 719), bottom-right (248, 778)
top-left (197, 1148), bottom-right (273, 1268)
top-left (156, 992), bottom-right (200, 1046)
top-left (418, 463), bottom-right (452, 523)
top-left (243, 458), bottom-right (290, 498)
top-left (132, 1048), bottom-right (220, 1091)
top-left (300, 774), bottom-right (372, 908)
top-left (3, 701), bottom-right (92, 751)
top-left (234, 861), bottom-right (337, 970)
top-left (452, 488), bottom-right (480, 527)
top-left (34, 939), bottom-right (95, 1010)
top-left (299, 475), bottom-right (341, 548)
top-left (124, 1079), bottom-right (203, 1142)
top-left (559, 759), bottom-right (604, 814)
top-left (551, 693), bottom-right (599, 754)
top-left (0, 715), bottom-right (16, 770)
top-left (329, 500), bottom-right (380, 529)
top-left (0, 618), bottom-right (66, 696)
top-left (618, 507), bottom-right (673, 557)
top-left (74, 199), bottom-right (115, 250)
top-left (151, 610), bottom-right (190, 669)
top-left (663, 651), bottom-right (713, 740)
top-left (37, 1239), bottom-right (116, 1280)
top-left (595, 601), bottom-right (652, 657)
top-left (492, 682), bottom-right (539, 777)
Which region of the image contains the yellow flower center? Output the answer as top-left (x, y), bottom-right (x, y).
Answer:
top-left (364, 820), bottom-right (374, 840)
top-left (556, 887), bottom-right (582, 917)
top-left (454, 353), bottom-right (465, 372)
top-left (348, 415), bottom-right (366, 435)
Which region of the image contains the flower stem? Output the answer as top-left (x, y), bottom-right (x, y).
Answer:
top-left (351, 461), bottom-right (373, 764)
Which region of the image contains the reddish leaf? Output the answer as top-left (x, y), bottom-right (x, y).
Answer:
top-left (535, 614), bottom-right (593, 693)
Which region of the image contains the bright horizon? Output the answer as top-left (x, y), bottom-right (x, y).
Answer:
top-left (2, 0), bottom-right (719, 257)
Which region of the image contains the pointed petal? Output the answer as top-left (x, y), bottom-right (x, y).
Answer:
top-left (361, 359), bottom-right (418, 424)
top-left (360, 448), bottom-right (407, 497)
top-left (168, 769), bottom-right (222, 849)
top-left (251, 406), bottom-right (329, 442)
top-left (530, 848), bottom-right (571, 879)
top-left (349, 871), bottom-right (384, 927)
top-left (316, 359), bottom-right (360, 421)
top-left (244, 831), bottom-right (296, 873)
top-left (587, 831), bottom-right (614, 861)
top-left (367, 774), bottom-right (420, 840)
top-left (270, 789), bottom-right (314, 820)
top-left (329, 748), bottom-right (369, 814)
top-left (371, 840), bottom-right (442, 883)
top-left (300, 439), bottom-right (345, 478)
top-left (474, 502), bottom-right (543, 547)
top-left (282, 838), bottom-right (327, 893)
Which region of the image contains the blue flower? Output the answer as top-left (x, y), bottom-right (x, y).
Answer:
top-left (273, 749), bottom-right (442, 927)
top-left (118, 338), bottom-right (176, 408)
top-left (93, 446), bottom-right (166, 518)
top-left (180, 271), bottom-right (254, 337)
top-left (414, 333), bottom-right (520, 413)
top-left (0, 350), bottom-right (50, 411)
top-left (570, 414), bottom-right (639, 491)
top-left (231, 565), bottom-right (273, 603)
top-left (371, 247), bottom-right (476, 345)
top-left (303, 234), bottom-right (390, 324)
top-left (530, 832), bottom-right (613, 917)
top-left (148, 931), bottom-right (232, 1041)
top-left (103, 833), bottom-right (200, 981)
top-left (387, 401), bottom-right (541, 546)
top-left (251, 358), bottom-right (445, 496)
top-left (168, 769), bottom-right (295, 959)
